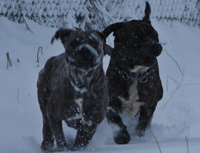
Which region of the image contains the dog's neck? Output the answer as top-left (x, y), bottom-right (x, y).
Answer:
top-left (66, 64), bottom-right (103, 93)
top-left (130, 65), bottom-right (150, 75)
top-left (113, 60), bottom-right (156, 83)
top-left (68, 79), bottom-right (88, 94)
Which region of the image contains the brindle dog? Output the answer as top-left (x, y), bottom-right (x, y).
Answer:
top-left (103, 2), bottom-right (163, 144)
top-left (37, 29), bottom-right (108, 151)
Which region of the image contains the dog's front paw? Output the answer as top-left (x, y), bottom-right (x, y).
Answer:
top-left (71, 145), bottom-right (84, 151)
top-left (53, 146), bottom-right (69, 152)
top-left (114, 128), bottom-right (130, 144)
top-left (41, 140), bottom-right (54, 152)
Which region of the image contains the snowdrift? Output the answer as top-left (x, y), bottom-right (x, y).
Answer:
top-left (0, 17), bottom-right (200, 153)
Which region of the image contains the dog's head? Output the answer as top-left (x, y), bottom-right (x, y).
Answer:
top-left (52, 29), bottom-right (106, 88)
top-left (103, 2), bottom-right (162, 67)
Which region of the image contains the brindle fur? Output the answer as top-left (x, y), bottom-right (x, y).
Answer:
top-left (37, 29), bottom-right (108, 151)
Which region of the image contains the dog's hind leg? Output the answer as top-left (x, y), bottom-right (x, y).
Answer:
top-left (107, 110), bottom-right (130, 144)
top-left (37, 89), bottom-right (54, 151)
top-left (134, 102), bottom-right (157, 137)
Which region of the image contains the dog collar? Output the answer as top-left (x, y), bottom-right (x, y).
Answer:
top-left (66, 60), bottom-right (103, 73)
top-left (120, 61), bottom-right (156, 83)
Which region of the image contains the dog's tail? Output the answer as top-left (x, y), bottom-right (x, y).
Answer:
top-left (143, 1), bottom-right (151, 21)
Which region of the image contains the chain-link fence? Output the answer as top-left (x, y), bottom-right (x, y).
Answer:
top-left (0, 0), bottom-right (200, 30)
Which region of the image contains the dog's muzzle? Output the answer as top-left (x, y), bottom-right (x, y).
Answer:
top-left (143, 38), bottom-right (162, 57)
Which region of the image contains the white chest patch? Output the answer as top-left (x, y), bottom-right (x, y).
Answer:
top-left (66, 98), bottom-right (93, 126)
top-left (67, 98), bottom-right (83, 120)
top-left (118, 65), bottom-right (149, 116)
top-left (130, 65), bottom-right (150, 74)
top-left (118, 81), bottom-right (145, 116)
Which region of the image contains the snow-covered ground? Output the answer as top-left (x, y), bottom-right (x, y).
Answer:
top-left (0, 17), bottom-right (200, 153)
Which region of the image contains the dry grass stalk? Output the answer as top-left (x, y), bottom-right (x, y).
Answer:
top-left (16, 2), bottom-right (33, 33)
top-left (185, 136), bottom-right (190, 153)
top-left (162, 50), bottom-right (184, 112)
top-left (149, 127), bottom-right (162, 153)
top-left (37, 47), bottom-right (43, 67)
top-left (6, 52), bottom-right (12, 69)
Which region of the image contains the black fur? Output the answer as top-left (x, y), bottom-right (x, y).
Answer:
top-left (103, 2), bottom-right (163, 144)
top-left (37, 29), bottom-right (108, 151)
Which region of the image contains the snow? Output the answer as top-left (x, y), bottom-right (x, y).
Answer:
top-left (0, 16), bottom-right (200, 153)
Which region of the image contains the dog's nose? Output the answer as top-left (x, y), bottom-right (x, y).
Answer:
top-left (144, 40), bottom-right (162, 57)
top-left (151, 43), bottom-right (162, 57)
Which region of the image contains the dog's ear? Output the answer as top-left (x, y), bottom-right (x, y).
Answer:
top-left (51, 29), bottom-right (74, 45)
top-left (103, 23), bottom-right (123, 37)
top-left (95, 31), bottom-right (106, 43)
top-left (142, 1), bottom-right (151, 22)
top-left (103, 44), bottom-right (113, 56)
top-left (95, 32), bottom-right (113, 56)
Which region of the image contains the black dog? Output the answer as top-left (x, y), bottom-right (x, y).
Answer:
top-left (103, 2), bottom-right (163, 144)
top-left (37, 29), bottom-right (108, 151)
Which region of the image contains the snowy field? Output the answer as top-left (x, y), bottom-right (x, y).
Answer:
top-left (0, 17), bottom-right (200, 153)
